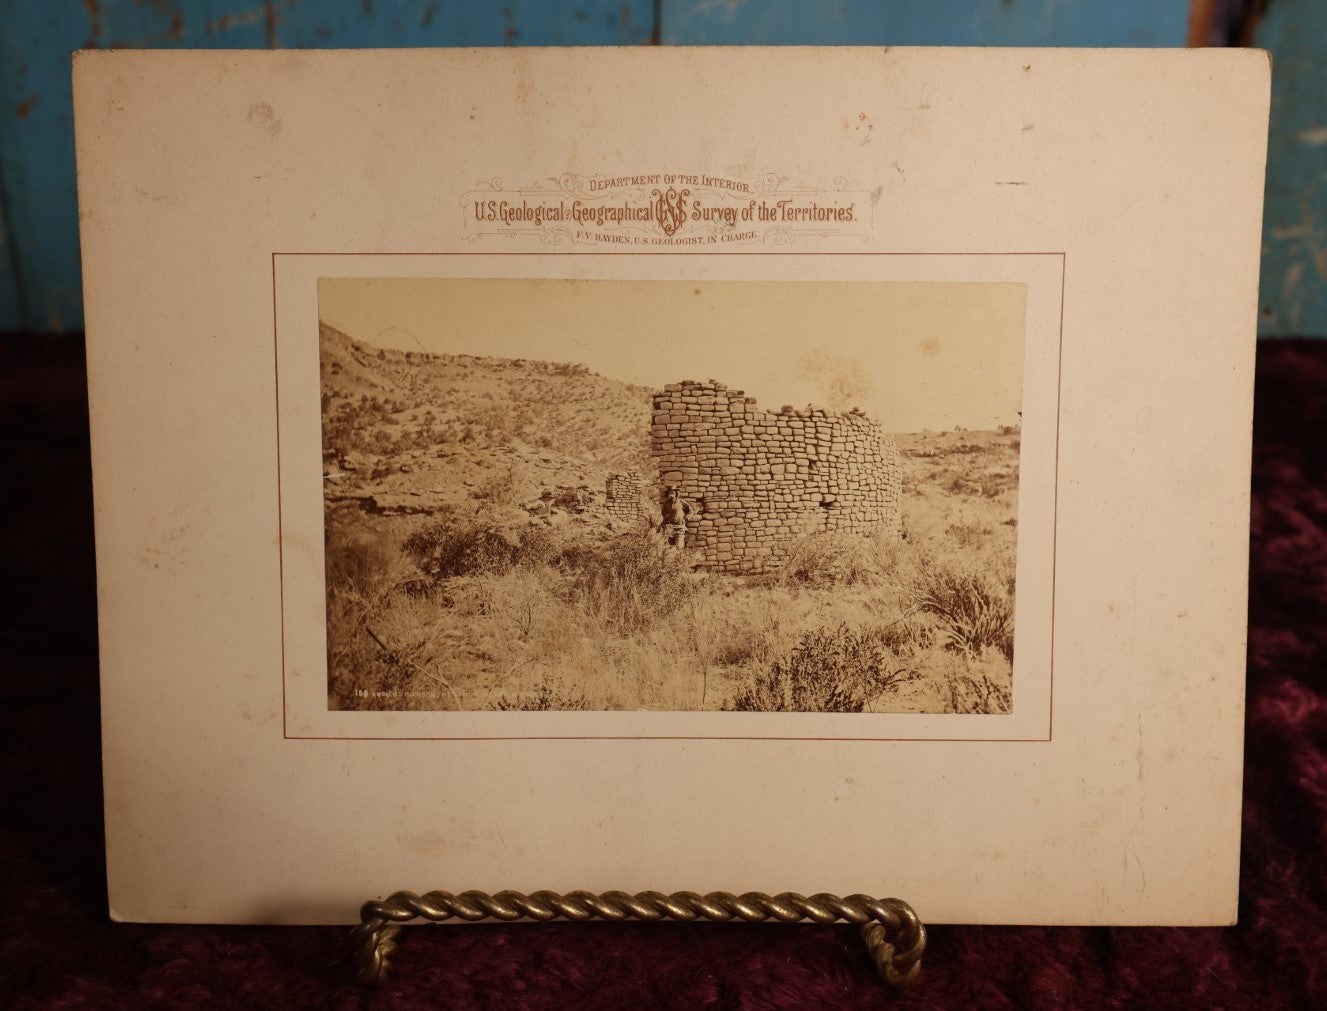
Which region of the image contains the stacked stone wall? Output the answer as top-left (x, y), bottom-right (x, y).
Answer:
top-left (650, 379), bottom-right (901, 574)
top-left (605, 472), bottom-right (642, 521)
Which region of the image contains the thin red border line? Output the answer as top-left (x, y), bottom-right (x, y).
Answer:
top-left (272, 250), bottom-right (1065, 743)
top-left (281, 735), bottom-right (1055, 742)
top-left (274, 250), bottom-right (1067, 257)
top-left (1048, 252), bottom-right (1066, 742)
top-left (272, 253), bottom-right (288, 739)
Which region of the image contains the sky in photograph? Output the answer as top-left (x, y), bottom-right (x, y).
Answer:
top-left (318, 277), bottom-right (1026, 432)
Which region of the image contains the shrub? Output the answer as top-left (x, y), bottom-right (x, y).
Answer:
top-left (562, 529), bottom-right (694, 634)
top-left (945, 521), bottom-right (994, 549)
top-left (911, 555), bottom-right (1014, 660)
top-left (709, 610), bottom-right (782, 668)
top-left (473, 466), bottom-right (519, 506)
top-left (402, 514), bottom-right (521, 583)
top-left (493, 677), bottom-right (591, 711)
top-left (727, 624), bottom-right (901, 713)
top-left (868, 614), bottom-right (932, 656)
top-left (977, 472), bottom-right (1015, 498)
top-left (772, 531), bottom-right (904, 588)
top-left (323, 524), bottom-right (421, 711)
top-left (945, 475), bottom-right (973, 496)
top-left (325, 593), bottom-right (404, 711)
top-left (325, 526), bottom-right (395, 593)
top-left (946, 671), bottom-right (1012, 715)
top-left (515, 525), bottom-right (561, 568)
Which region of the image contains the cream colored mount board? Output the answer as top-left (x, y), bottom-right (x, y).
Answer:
top-left (75, 47), bottom-right (1268, 926)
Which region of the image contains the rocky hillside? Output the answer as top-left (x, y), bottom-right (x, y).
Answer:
top-left (319, 322), bottom-right (655, 519)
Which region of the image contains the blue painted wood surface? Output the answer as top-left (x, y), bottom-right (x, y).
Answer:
top-left (662, 0), bottom-right (1188, 46)
top-left (1255, 0), bottom-right (1327, 336)
top-left (0, 0), bottom-right (1210, 332)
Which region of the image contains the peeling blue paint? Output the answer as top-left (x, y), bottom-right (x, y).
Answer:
top-left (662, 0), bottom-right (1188, 46)
top-left (1256, 0), bottom-right (1327, 336)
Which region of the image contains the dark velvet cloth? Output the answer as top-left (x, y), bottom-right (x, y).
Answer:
top-left (2, 335), bottom-right (1323, 1009)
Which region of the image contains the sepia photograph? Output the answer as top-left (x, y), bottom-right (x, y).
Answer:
top-left (319, 277), bottom-right (1025, 714)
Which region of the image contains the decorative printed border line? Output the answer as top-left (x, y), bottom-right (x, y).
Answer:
top-left (272, 251), bottom-right (1066, 744)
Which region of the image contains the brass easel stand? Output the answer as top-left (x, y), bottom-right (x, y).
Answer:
top-left (353, 889), bottom-right (926, 987)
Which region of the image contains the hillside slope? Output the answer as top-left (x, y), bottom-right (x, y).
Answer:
top-left (319, 322), bottom-right (655, 517)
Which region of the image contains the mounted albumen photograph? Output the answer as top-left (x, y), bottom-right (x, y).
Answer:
top-left (319, 277), bottom-right (1025, 714)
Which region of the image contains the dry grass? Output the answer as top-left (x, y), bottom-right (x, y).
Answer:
top-left (325, 426), bottom-right (1018, 714)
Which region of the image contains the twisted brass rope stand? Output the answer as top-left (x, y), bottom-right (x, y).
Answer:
top-left (353, 889), bottom-right (926, 988)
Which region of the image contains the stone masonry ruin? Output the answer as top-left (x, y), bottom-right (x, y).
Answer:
top-left (651, 380), bottom-right (902, 574)
top-left (604, 471), bottom-right (643, 522)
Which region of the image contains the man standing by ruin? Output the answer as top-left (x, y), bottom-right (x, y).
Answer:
top-left (661, 487), bottom-right (692, 550)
